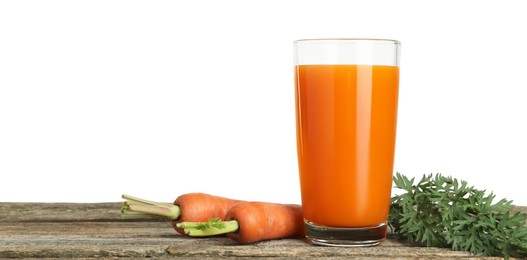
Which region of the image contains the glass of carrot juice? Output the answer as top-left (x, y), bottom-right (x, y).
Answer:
top-left (294, 38), bottom-right (400, 246)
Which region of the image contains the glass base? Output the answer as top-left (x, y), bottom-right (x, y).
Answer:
top-left (304, 221), bottom-right (387, 247)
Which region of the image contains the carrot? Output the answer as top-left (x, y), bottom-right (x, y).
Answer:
top-left (177, 201), bottom-right (305, 244)
top-left (121, 193), bottom-right (242, 235)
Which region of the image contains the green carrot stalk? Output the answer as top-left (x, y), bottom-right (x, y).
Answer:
top-left (121, 194), bottom-right (180, 220)
top-left (177, 218), bottom-right (239, 236)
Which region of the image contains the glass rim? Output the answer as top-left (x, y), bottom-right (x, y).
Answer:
top-left (294, 38), bottom-right (400, 45)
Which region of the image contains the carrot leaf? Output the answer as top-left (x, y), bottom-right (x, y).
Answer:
top-left (389, 173), bottom-right (527, 259)
top-left (195, 218), bottom-right (226, 230)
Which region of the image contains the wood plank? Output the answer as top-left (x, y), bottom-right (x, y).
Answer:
top-left (0, 203), bottom-right (525, 258)
top-left (0, 202), bottom-right (122, 222)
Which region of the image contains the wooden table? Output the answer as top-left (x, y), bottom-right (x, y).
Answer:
top-left (1, 202), bottom-right (525, 259)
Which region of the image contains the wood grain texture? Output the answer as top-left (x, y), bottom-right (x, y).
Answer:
top-left (1, 203), bottom-right (525, 259)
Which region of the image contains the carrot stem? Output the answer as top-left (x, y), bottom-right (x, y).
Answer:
top-left (121, 194), bottom-right (181, 220)
top-left (176, 219), bottom-right (239, 237)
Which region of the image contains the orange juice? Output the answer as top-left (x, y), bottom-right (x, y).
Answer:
top-left (295, 64), bottom-right (399, 228)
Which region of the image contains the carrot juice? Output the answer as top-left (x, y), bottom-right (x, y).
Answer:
top-left (295, 64), bottom-right (399, 228)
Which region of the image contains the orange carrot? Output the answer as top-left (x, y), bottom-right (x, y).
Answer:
top-left (171, 193), bottom-right (242, 234)
top-left (121, 193), bottom-right (242, 235)
top-left (177, 201), bottom-right (305, 244)
top-left (226, 202), bottom-right (305, 243)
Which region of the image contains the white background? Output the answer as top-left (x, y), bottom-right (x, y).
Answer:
top-left (1, 0), bottom-right (526, 206)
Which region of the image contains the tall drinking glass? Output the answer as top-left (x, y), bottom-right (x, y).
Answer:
top-left (294, 38), bottom-right (400, 246)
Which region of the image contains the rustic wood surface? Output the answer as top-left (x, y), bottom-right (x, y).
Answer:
top-left (0, 202), bottom-right (525, 259)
